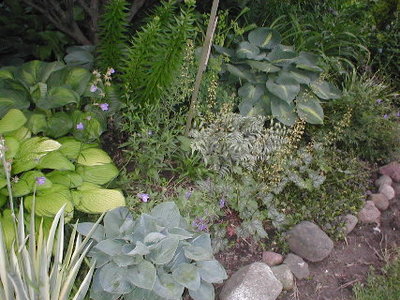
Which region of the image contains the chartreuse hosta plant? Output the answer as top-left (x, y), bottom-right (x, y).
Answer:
top-left (0, 60), bottom-right (119, 141)
top-left (0, 109), bottom-right (125, 234)
top-left (78, 202), bottom-right (228, 300)
top-left (216, 27), bottom-right (342, 126)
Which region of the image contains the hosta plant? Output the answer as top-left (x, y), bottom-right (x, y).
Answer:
top-left (0, 109), bottom-right (125, 221)
top-left (216, 27), bottom-right (342, 125)
top-left (78, 202), bottom-right (228, 300)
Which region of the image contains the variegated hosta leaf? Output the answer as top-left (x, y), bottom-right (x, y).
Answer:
top-left (248, 27), bottom-right (281, 49)
top-left (296, 93), bottom-right (324, 124)
top-left (310, 80), bottom-right (342, 100)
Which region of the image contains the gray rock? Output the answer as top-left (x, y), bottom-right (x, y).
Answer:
top-left (375, 175), bottom-right (393, 187)
top-left (358, 201), bottom-right (381, 224)
top-left (271, 264), bottom-right (294, 291)
top-left (341, 214), bottom-right (358, 234)
top-left (379, 184), bottom-right (395, 200)
top-left (369, 193), bottom-right (389, 211)
top-left (379, 162), bottom-right (400, 182)
top-left (392, 183), bottom-right (400, 198)
top-left (219, 262), bottom-right (283, 300)
top-left (283, 253), bottom-right (310, 280)
top-left (262, 251), bottom-right (284, 267)
top-left (286, 221), bottom-right (334, 262)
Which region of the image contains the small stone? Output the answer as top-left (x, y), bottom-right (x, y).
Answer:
top-left (341, 214), bottom-right (358, 234)
top-left (262, 251), bottom-right (284, 267)
top-left (379, 162), bottom-right (400, 182)
top-left (286, 221), bottom-right (334, 262)
top-left (283, 253), bottom-right (310, 280)
top-left (271, 264), bottom-right (294, 291)
top-left (392, 183), bottom-right (400, 198)
top-left (375, 175), bottom-right (393, 187)
top-left (219, 262), bottom-right (282, 300)
top-left (358, 201), bottom-right (381, 223)
top-left (369, 193), bottom-right (389, 211)
top-left (379, 184), bottom-right (395, 200)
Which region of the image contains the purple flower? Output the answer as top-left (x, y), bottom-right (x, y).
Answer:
top-left (185, 191), bottom-right (192, 199)
top-left (383, 114), bottom-right (388, 119)
top-left (76, 122), bottom-right (84, 130)
top-left (109, 68), bottom-right (115, 74)
top-left (396, 112), bottom-right (400, 117)
top-left (376, 99), bottom-right (383, 104)
top-left (36, 176), bottom-right (46, 185)
top-left (219, 198), bottom-right (226, 208)
top-left (137, 193), bottom-right (150, 203)
top-left (99, 103), bottom-right (109, 111)
top-left (192, 218), bottom-right (208, 231)
top-left (90, 85), bottom-right (98, 93)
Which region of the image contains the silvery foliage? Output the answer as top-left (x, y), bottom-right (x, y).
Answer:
top-left (190, 113), bottom-right (289, 176)
top-left (77, 202), bottom-right (227, 300)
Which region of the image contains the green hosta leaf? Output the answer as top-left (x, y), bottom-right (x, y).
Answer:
top-left (5, 126), bottom-right (31, 141)
top-left (247, 60), bottom-right (280, 73)
top-left (266, 46), bottom-right (297, 66)
top-left (47, 66), bottom-right (91, 95)
top-left (27, 113), bottom-right (47, 134)
top-left (98, 262), bottom-right (132, 295)
top-left (0, 193), bottom-right (6, 208)
top-left (4, 136), bottom-right (19, 159)
top-left (271, 96), bottom-right (297, 126)
top-left (147, 237), bottom-right (180, 265)
top-left (12, 171), bottom-right (52, 197)
top-left (225, 64), bottom-right (254, 82)
top-left (213, 45), bottom-right (235, 57)
top-left (76, 163), bottom-right (119, 185)
top-left (239, 94), bottom-right (272, 117)
top-left (197, 260), bottom-right (228, 283)
top-left (172, 263), bottom-right (201, 290)
top-left (0, 68), bottom-right (14, 80)
top-left (153, 272), bottom-right (184, 299)
top-left (0, 209), bottom-right (16, 249)
top-left (238, 83), bottom-right (265, 102)
top-left (0, 109), bottom-right (27, 134)
top-left (310, 80), bottom-right (342, 100)
top-left (150, 202), bottom-right (181, 229)
top-left (46, 112), bottom-right (73, 138)
top-left (296, 93), bottom-right (324, 124)
top-left (47, 170), bottom-right (83, 188)
top-left (16, 60), bottom-right (64, 86)
top-left (0, 79), bottom-right (30, 117)
top-left (188, 281), bottom-right (215, 300)
top-left (35, 86), bottom-right (80, 109)
top-left (77, 148), bottom-right (112, 166)
top-left (57, 136), bottom-right (83, 159)
top-left (248, 27), bottom-right (281, 49)
top-left (37, 151), bottom-right (75, 171)
top-left (236, 41), bottom-right (260, 59)
top-left (72, 187), bottom-right (125, 214)
top-left (286, 66), bottom-right (319, 85)
top-left (266, 75), bottom-right (300, 103)
top-left (127, 260), bottom-right (157, 290)
top-left (296, 51), bottom-right (323, 72)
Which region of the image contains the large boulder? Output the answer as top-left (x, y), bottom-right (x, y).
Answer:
top-left (379, 162), bottom-right (400, 182)
top-left (283, 253), bottom-right (310, 280)
top-left (219, 262), bottom-right (282, 300)
top-left (286, 221), bottom-right (334, 262)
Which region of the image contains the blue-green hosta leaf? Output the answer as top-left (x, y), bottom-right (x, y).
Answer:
top-left (127, 260), bottom-right (157, 290)
top-left (213, 45), bottom-right (235, 57)
top-left (166, 246), bottom-right (190, 271)
top-left (147, 237), bottom-right (179, 265)
top-left (153, 272), bottom-right (184, 299)
top-left (192, 234), bottom-right (213, 253)
top-left (113, 254), bottom-right (143, 267)
top-left (286, 66), bottom-right (319, 85)
top-left (310, 80), bottom-right (342, 100)
top-left (236, 41), bottom-right (260, 59)
top-left (99, 204), bottom-right (131, 239)
top-left (172, 263), bottom-right (201, 290)
top-left (124, 241), bottom-right (150, 256)
top-left (150, 201), bottom-right (181, 229)
top-left (296, 51), bottom-right (323, 72)
top-left (124, 287), bottom-right (163, 300)
top-left (225, 64), bottom-right (254, 82)
top-left (91, 269), bottom-right (120, 300)
top-left (132, 214), bottom-right (159, 243)
top-left (266, 75), bottom-right (300, 103)
top-left (64, 45), bottom-right (95, 69)
top-left (98, 262), bottom-right (133, 295)
top-left (144, 232), bottom-right (166, 245)
top-left (37, 151), bottom-right (75, 171)
top-left (266, 46), bottom-right (298, 66)
top-left (271, 97), bottom-right (298, 126)
top-left (89, 247), bottom-right (111, 268)
top-left (167, 227), bottom-right (194, 240)
top-left (46, 111), bottom-right (73, 138)
top-left (197, 260), bottom-right (228, 283)
top-left (77, 222), bottom-right (105, 242)
top-left (46, 170), bottom-right (83, 188)
top-left (247, 60), bottom-right (280, 73)
top-left (296, 93), bottom-right (324, 124)
top-left (76, 163), bottom-right (119, 185)
top-left (0, 108), bottom-right (27, 134)
top-left (248, 27), bottom-right (281, 49)
top-left (188, 281), bottom-right (215, 300)
top-left (184, 245), bottom-right (213, 261)
top-left (77, 148), bottom-right (112, 166)
top-left (95, 238), bottom-right (125, 256)
top-left (238, 83), bottom-right (265, 102)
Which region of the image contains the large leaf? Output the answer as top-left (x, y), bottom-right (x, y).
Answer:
top-left (0, 108), bottom-right (27, 134)
top-left (150, 202), bottom-right (181, 229)
top-left (46, 171), bottom-right (83, 188)
top-left (286, 66), bottom-right (319, 85)
top-left (172, 263), bottom-right (201, 290)
top-left (72, 187), bottom-right (125, 214)
top-left (271, 96), bottom-right (297, 126)
top-left (238, 83), bottom-right (265, 103)
top-left (266, 46), bottom-right (297, 66)
top-left (239, 94), bottom-right (272, 117)
top-left (0, 80), bottom-right (30, 117)
top-left (57, 136), bottom-right (84, 160)
top-left (197, 260), bottom-right (228, 283)
top-left (47, 66), bottom-right (91, 95)
top-left (34, 86), bottom-right (80, 109)
top-left (147, 237), bottom-right (180, 265)
top-left (296, 93), bottom-right (324, 124)
top-left (188, 281), bottom-right (215, 300)
top-left (98, 262), bottom-right (132, 295)
top-left (4, 137), bottom-right (19, 160)
top-left (213, 45), bottom-right (235, 57)
top-left (236, 41), bottom-right (260, 59)
top-left (310, 80), bottom-right (342, 100)
top-left (103, 206), bottom-right (133, 239)
top-left (11, 170), bottom-right (52, 197)
top-left (247, 60), bottom-right (280, 73)
top-left (153, 272), bottom-right (184, 299)
top-left (127, 260), bottom-right (157, 290)
top-left (16, 60), bottom-right (65, 87)
top-left (296, 51), bottom-right (323, 72)
top-left (77, 148), bottom-right (112, 166)
top-left (37, 151), bottom-right (75, 170)
top-left (64, 45), bottom-right (95, 69)
top-left (46, 112), bottom-right (73, 138)
top-left (225, 64), bottom-right (254, 82)
top-left (248, 27), bottom-right (281, 49)
top-left (26, 113), bottom-right (47, 134)
top-left (76, 163), bottom-right (119, 185)
top-left (266, 74), bottom-right (300, 103)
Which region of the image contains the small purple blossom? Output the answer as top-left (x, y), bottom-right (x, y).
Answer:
top-left (383, 114), bottom-right (388, 119)
top-left (36, 176), bottom-right (46, 185)
top-left (192, 218), bottom-right (208, 232)
top-left (76, 122), bottom-right (84, 130)
top-left (109, 68), bottom-right (115, 74)
top-left (396, 112), bottom-right (400, 117)
top-left (376, 99), bottom-right (383, 104)
top-left (90, 85), bottom-right (98, 93)
top-left (219, 198), bottom-right (226, 208)
top-left (137, 193), bottom-right (150, 203)
top-left (99, 103), bottom-right (109, 111)
top-left (185, 191), bottom-right (192, 199)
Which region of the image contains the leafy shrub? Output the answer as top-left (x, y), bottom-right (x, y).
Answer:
top-left (77, 202), bottom-right (227, 300)
top-left (216, 27), bottom-right (342, 126)
top-left (0, 109), bottom-right (125, 220)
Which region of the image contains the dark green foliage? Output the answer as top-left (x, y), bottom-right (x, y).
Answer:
top-left (96, 0), bottom-right (129, 72)
top-left (123, 0), bottom-right (196, 105)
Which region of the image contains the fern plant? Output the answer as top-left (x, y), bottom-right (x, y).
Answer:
top-left (96, 0), bottom-right (129, 72)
